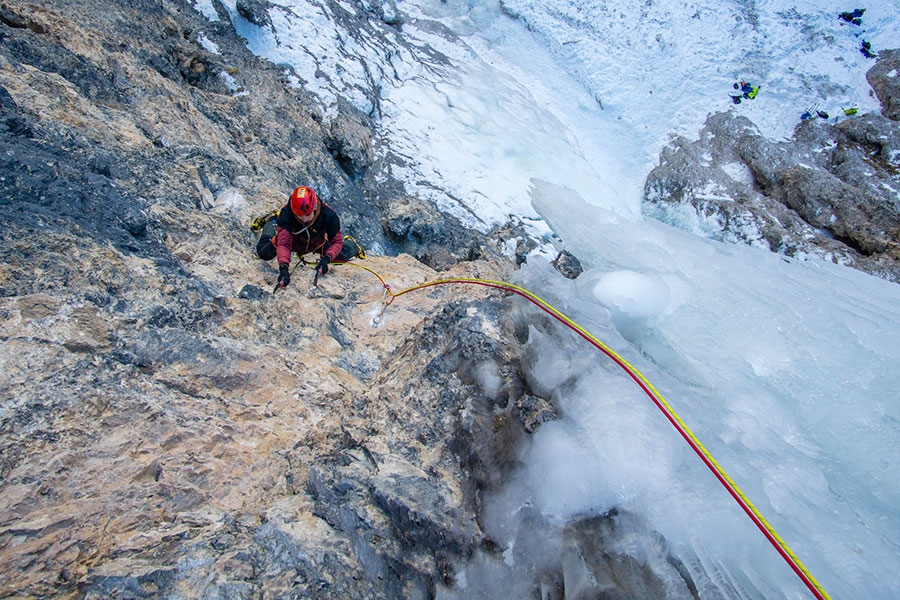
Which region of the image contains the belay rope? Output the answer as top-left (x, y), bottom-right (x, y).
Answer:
top-left (323, 260), bottom-right (832, 600)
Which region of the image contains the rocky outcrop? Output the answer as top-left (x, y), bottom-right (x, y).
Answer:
top-left (644, 53), bottom-right (900, 283)
top-left (868, 49), bottom-right (900, 121)
top-left (0, 252), bottom-right (512, 598)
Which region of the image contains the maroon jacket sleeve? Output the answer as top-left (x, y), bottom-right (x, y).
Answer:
top-left (323, 229), bottom-right (343, 261)
top-left (275, 226), bottom-right (293, 267)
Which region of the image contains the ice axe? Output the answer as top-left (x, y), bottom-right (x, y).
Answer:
top-left (273, 270), bottom-right (289, 294)
top-left (272, 262), bottom-right (300, 294)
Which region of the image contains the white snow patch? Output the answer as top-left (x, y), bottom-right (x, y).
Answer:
top-left (721, 161), bottom-right (756, 187)
top-left (197, 33), bottom-right (219, 54)
top-left (193, 0), bottom-right (219, 21)
top-left (218, 71), bottom-right (245, 94)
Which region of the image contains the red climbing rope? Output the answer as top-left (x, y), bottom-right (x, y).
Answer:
top-left (325, 261), bottom-right (830, 600)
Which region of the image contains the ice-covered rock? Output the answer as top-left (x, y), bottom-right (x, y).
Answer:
top-left (644, 80), bottom-right (900, 282)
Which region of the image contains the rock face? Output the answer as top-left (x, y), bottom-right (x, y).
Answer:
top-left (644, 52), bottom-right (900, 283)
top-left (0, 0), bottom-right (690, 598)
top-left (0, 252), bottom-right (510, 598)
top-left (0, 0), bottom-right (494, 595)
top-left (868, 49), bottom-right (900, 121)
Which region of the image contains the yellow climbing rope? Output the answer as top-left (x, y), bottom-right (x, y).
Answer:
top-left (329, 260), bottom-right (831, 600)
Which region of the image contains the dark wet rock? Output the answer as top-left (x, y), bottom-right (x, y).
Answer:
top-left (238, 284), bottom-right (268, 300)
top-left (236, 0), bottom-right (272, 29)
top-left (780, 164), bottom-right (898, 255)
top-left (177, 54), bottom-right (213, 87)
top-left (559, 509), bottom-right (697, 600)
top-left (440, 505), bottom-right (699, 600)
top-left (551, 249), bottom-right (584, 279)
top-left (325, 106), bottom-right (376, 180)
top-left (83, 567), bottom-right (178, 599)
top-left (0, 85), bottom-right (32, 137)
top-left (516, 393), bottom-right (558, 433)
top-left (382, 195), bottom-right (491, 270)
top-left (297, 298), bottom-right (691, 599)
top-left (306, 458), bottom-right (471, 595)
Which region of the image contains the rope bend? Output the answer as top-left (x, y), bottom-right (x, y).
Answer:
top-left (325, 260), bottom-right (830, 600)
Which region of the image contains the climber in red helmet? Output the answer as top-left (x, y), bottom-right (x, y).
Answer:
top-left (257, 185), bottom-right (344, 290)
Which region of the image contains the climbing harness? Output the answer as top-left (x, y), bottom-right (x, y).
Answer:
top-left (329, 260), bottom-right (832, 600)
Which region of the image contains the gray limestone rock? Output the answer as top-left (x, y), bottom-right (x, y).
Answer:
top-left (236, 0), bottom-right (272, 29)
top-left (867, 49), bottom-right (900, 121)
top-left (551, 249), bottom-right (584, 279)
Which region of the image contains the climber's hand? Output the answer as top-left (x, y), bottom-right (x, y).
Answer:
top-left (276, 264), bottom-right (291, 290)
top-left (316, 255), bottom-right (330, 276)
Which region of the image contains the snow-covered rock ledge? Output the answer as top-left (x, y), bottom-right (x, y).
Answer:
top-left (644, 50), bottom-right (900, 284)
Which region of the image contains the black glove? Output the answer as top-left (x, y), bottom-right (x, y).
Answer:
top-left (316, 255), bottom-right (330, 275)
top-left (277, 264), bottom-right (291, 288)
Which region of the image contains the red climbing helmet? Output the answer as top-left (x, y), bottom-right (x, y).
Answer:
top-left (289, 186), bottom-right (318, 218)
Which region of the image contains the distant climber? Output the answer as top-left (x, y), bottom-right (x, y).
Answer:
top-left (252, 185), bottom-right (362, 290)
top-left (742, 81), bottom-right (760, 99)
top-left (839, 8), bottom-right (865, 26)
top-left (860, 40), bottom-right (876, 59)
top-left (730, 81), bottom-right (760, 104)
